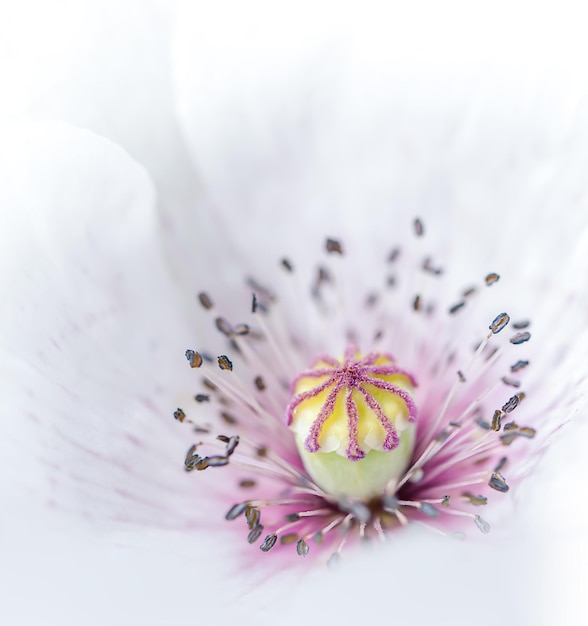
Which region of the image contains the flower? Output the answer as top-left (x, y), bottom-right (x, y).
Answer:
top-left (3, 1), bottom-right (588, 624)
top-left (175, 224), bottom-right (561, 564)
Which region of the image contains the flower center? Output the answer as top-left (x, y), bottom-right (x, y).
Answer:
top-left (286, 347), bottom-right (417, 499)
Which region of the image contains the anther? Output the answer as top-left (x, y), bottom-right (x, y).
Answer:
top-left (233, 324), bottom-right (250, 336)
top-left (218, 355), bottom-right (233, 371)
top-left (489, 312), bottom-right (510, 334)
top-left (326, 238), bottom-right (344, 255)
top-left (205, 455), bottom-right (229, 467)
top-left (174, 408), bottom-right (186, 422)
top-left (501, 395), bottom-right (520, 414)
top-left (185, 349), bottom-right (203, 368)
top-left (485, 273), bottom-right (500, 286)
top-left (198, 292), bottom-right (214, 310)
top-left (488, 472), bottom-right (509, 493)
top-left (513, 320), bottom-right (530, 329)
top-left (388, 247), bottom-right (400, 263)
top-left (501, 376), bottom-right (521, 388)
top-left (225, 436), bottom-right (240, 456)
top-left (254, 376), bottom-right (266, 391)
top-left (491, 410), bottom-right (502, 431)
top-left (220, 411), bottom-right (237, 425)
top-left (247, 525), bottom-right (264, 544)
top-left (462, 492), bottom-right (488, 506)
top-left (215, 317), bottom-right (232, 337)
top-left (414, 218), bottom-right (424, 237)
top-left (296, 538), bottom-right (309, 556)
top-left (413, 294), bottom-right (422, 311)
top-left (194, 394), bottom-right (210, 403)
top-left (449, 302), bottom-right (466, 315)
top-left (260, 534), bottom-right (278, 552)
top-left (246, 506), bottom-right (261, 530)
top-left (281, 258), bottom-right (294, 272)
top-left (494, 457), bottom-right (507, 472)
top-left (280, 533), bottom-right (299, 545)
top-left (225, 502), bottom-right (249, 521)
top-left (239, 479), bottom-right (256, 489)
top-left (511, 360), bottom-right (529, 372)
top-left (510, 332), bottom-right (531, 345)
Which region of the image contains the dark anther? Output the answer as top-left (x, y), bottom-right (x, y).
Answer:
top-left (502, 395), bottom-right (520, 414)
top-left (423, 257), bottom-right (443, 275)
top-left (225, 502), bottom-right (249, 521)
top-left (511, 360), bottom-right (529, 372)
top-left (494, 456), bottom-right (508, 472)
top-left (280, 533), bottom-right (299, 545)
top-left (260, 534), bottom-right (278, 552)
top-left (281, 258), bottom-right (294, 272)
top-left (174, 408), bottom-right (186, 422)
top-left (489, 312), bottom-right (510, 334)
top-left (457, 370), bottom-right (466, 382)
top-left (485, 273), bottom-right (500, 286)
top-left (220, 411), bottom-right (237, 425)
top-left (239, 479), bottom-right (256, 489)
top-left (233, 324), bottom-right (250, 336)
top-left (463, 286), bottom-right (477, 297)
top-left (388, 247), bottom-right (400, 263)
top-left (205, 455), bottom-right (229, 467)
top-left (285, 513), bottom-right (300, 522)
top-left (251, 293), bottom-right (258, 313)
top-left (462, 492), bottom-right (488, 506)
top-left (501, 376), bottom-right (521, 388)
top-left (414, 218), bottom-right (424, 237)
top-left (475, 416), bottom-right (491, 430)
top-left (184, 444), bottom-right (201, 471)
top-left (226, 435), bottom-right (240, 456)
top-left (215, 317), bottom-right (233, 337)
top-left (491, 410), bottom-right (503, 431)
top-left (246, 507), bottom-right (260, 530)
top-left (510, 331), bottom-right (531, 345)
top-left (218, 355), bottom-right (233, 371)
top-left (216, 435), bottom-right (230, 443)
top-left (488, 471), bottom-right (509, 493)
top-left (247, 525), bottom-right (264, 544)
top-left (254, 376), bottom-right (266, 391)
top-left (413, 294), bottom-right (421, 311)
top-left (198, 292), bottom-right (214, 310)
top-left (185, 349), bottom-right (203, 368)
top-left (296, 538), bottom-right (309, 556)
top-left (325, 238), bottom-right (344, 255)
top-left (194, 394), bottom-right (210, 403)
top-left (513, 320), bottom-right (530, 330)
top-left (449, 301), bottom-right (466, 315)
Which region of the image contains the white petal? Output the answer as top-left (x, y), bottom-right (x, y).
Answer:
top-left (173, 1), bottom-right (588, 274)
top-left (0, 0), bottom-right (212, 286)
top-left (0, 121), bottom-right (198, 528)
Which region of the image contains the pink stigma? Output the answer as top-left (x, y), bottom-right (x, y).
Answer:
top-left (285, 347), bottom-right (418, 461)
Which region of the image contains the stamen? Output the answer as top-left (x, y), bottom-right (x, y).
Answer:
top-left (510, 331), bottom-right (531, 345)
top-left (485, 272), bottom-right (500, 286)
top-left (198, 292), bottom-right (214, 310)
top-left (217, 355), bottom-right (233, 371)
